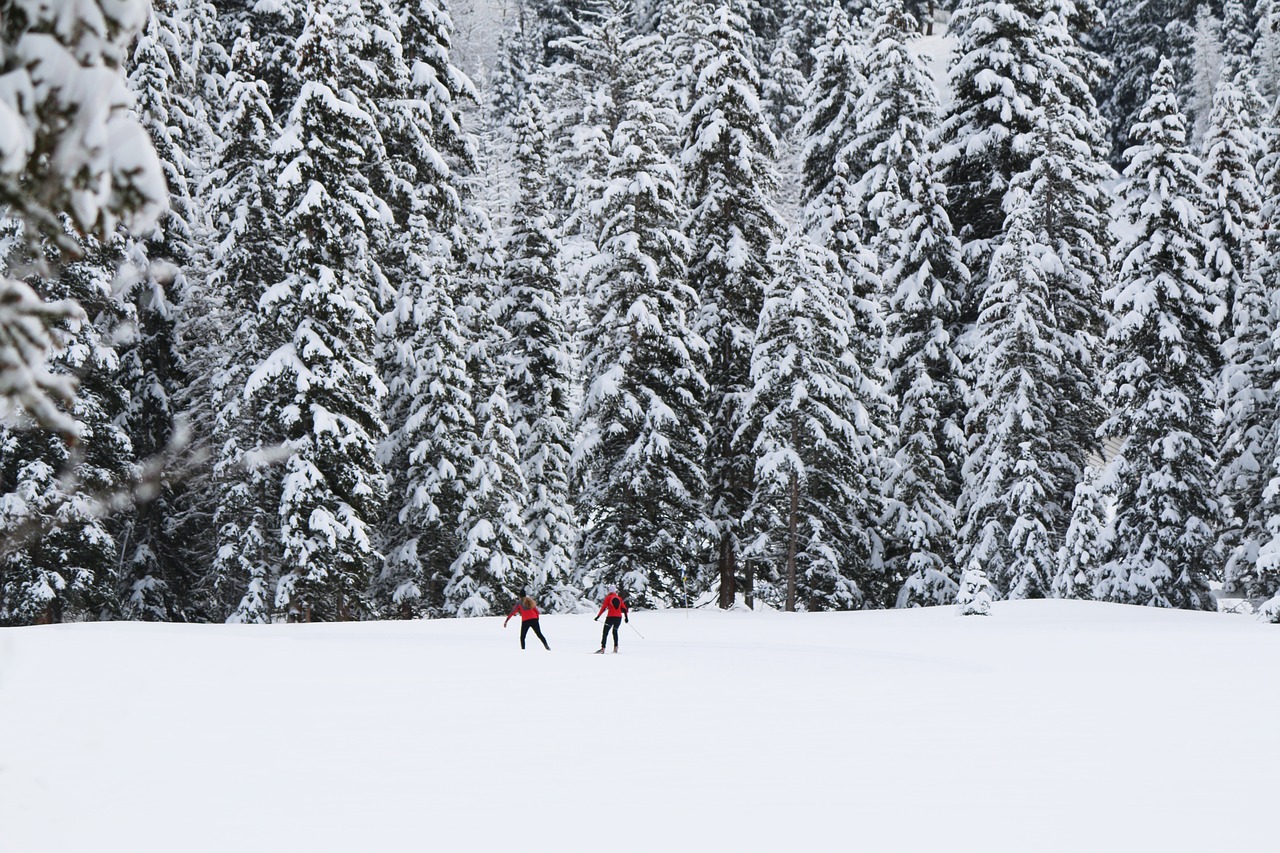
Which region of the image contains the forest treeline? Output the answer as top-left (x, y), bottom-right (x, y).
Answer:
top-left (2, 0), bottom-right (1279, 625)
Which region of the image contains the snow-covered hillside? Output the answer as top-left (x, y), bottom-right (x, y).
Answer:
top-left (2, 603), bottom-right (1277, 852)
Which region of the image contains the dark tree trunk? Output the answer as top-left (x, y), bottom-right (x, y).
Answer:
top-left (718, 531), bottom-right (736, 609)
top-left (785, 468), bottom-right (798, 612)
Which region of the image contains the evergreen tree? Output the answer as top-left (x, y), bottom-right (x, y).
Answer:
top-left (1220, 80), bottom-right (1279, 600)
top-left (1255, 0), bottom-right (1280, 103)
top-left (202, 27), bottom-right (287, 623)
top-left (0, 0), bottom-right (165, 434)
top-left (1188, 5), bottom-right (1223, 149)
top-left (1012, 80), bottom-right (1113, 512)
top-left (445, 379), bottom-right (532, 616)
top-left (956, 562), bottom-right (993, 615)
top-left (0, 235), bottom-right (135, 626)
top-left (744, 234), bottom-right (883, 610)
top-left (760, 18), bottom-right (807, 140)
top-left (377, 250), bottom-right (476, 617)
top-left (1095, 60), bottom-right (1222, 610)
top-left (1052, 467), bottom-right (1110, 599)
top-left (115, 0), bottom-right (224, 621)
top-left (1100, 0), bottom-right (1199, 162)
top-left (940, 0), bottom-right (1106, 280)
top-left (956, 199), bottom-right (1072, 600)
top-left (848, 0), bottom-right (933, 260)
top-left (798, 2), bottom-right (866, 232)
top-left (251, 0), bottom-right (391, 621)
top-left (683, 3), bottom-right (783, 608)
top-left (497, 95), bottom-right (578, 610)
top-left (577, 31), bottom-right (710, 606)
top-left (1205, 67), bottom-right (1268, 594)
top-left (881, 155), bottom-right (969, 608)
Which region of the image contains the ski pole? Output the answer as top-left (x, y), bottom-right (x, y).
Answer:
top-left (628, 621), bottom-right (645, 639)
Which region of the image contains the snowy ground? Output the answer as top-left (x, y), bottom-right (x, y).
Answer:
top-left (2, 602), bottom-right (1277, 852)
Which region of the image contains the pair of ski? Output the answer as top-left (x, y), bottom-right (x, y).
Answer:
top-left (592, 648), bottom-right (619, 654)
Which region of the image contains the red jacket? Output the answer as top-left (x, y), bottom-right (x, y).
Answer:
top-left (504, 604), bottom-right (539, 625)
top-left (596, 594), bottom-right (628, 619)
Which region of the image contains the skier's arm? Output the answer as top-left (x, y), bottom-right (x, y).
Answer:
top-left (595, 601), bottom-right (606, 620)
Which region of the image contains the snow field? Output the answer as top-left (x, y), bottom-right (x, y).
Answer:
top-left (1, 602), bottom-right (1277, 853)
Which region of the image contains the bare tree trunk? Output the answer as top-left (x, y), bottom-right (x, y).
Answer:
top-left (926, 0), bottom-right (935, 35)
top-left (785, 468), bottom-right (799, 612)
top-left (718, 531), bottom-right (736, 609)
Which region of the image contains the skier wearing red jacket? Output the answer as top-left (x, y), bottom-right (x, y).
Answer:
top-left (504, 595), bottom-right (550, 650)
top-left (594, 586), bottom-right (628, 653)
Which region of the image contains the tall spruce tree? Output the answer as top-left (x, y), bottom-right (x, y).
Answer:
top-left (939, 0), bottom-right (1106, 288)
top-left (956, 198), bottom-right (1072, 600)
top-left (1100, 0), bottom-right (1199, 162)
top-left (744, 233), bottom-right (884, 610)
top-left (1095, 60), bottom-right (1222, 610)
top-left (497, 95), bottom-right (578, 610)
top-left (1011, 79), bottom-right (1113, 513)
top-left (881, 157), bottom-right (969, 608)
top-left (848, 0), bottom-right (933, 260)
top-left (250, 0), bottom-right (390, 621)
top-left (682, 3), bottom-right (783, 608)
top-left (0, 237), bottom-right (136, 625)
top-left (577, 30), bottom-right (710, 606)
top-left (202, 27), bottom-right (288, 623)
top-left (1208, 70), bottom-right (1273, 598)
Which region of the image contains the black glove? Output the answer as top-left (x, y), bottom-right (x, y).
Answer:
top-left (624, 616), bottom-right (629, 623)
top-left (594, 616), bottom-right (599, 621)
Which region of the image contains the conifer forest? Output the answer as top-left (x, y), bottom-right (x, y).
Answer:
top-left (4, 0), bottom-right (1280, 626)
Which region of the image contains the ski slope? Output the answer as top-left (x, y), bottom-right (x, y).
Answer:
top-left (1, 602), bottom-right (1277, 852)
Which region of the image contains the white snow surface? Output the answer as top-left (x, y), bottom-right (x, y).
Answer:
top-left (2, 601), bottom-right (1277, 852)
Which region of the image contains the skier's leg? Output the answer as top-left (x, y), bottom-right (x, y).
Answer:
top-left (520, 622), bottom-right (530, 649)
top-left (531, 620), bottom-right (549, 649)
top-left (600, 621), bottom-right (610, 649)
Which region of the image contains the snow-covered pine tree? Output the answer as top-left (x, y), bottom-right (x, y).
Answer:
top-left (683, 3), bottom-right (783, 608)
top-left (0, 0), bottom-right (165, 435)
top-left (760, 16), bottom-right (807, 140)
top-left (496, 95), bottom-right (577, 611)
top-left (0, 236), bottom-right (136, 625)
top-left (848, 0), bottom-right (934, 261)
top-left (1256, 0), bottom-right (1280, 103)
top-left (445, 375), bottom-right (532, 617)
top-left (201, 27), bottom-right (288, 623)
top-left (1237, 95), bottom-right (1280, 604)
top-left (881, 155), bottom-right (969, 608)
top-left (956, 562), bottom-right (993, 615)
top-left (1009, 75), bottom-right (1113, 517)
top-left (114, 0), bottom-right (225, 621)
top-left (252, 0), bottom-right (390, 622)
top-left (1095, 59), bottom-right (1222, 611)
top-left (1188, 5), bottom-right (1223, 150)
top-left (797, 2), bottom-right (893, 504)
top-left (1204, 67), bottom-right (1268, 596)
top-left (798, 2), bottom-right (866, 234)
top-left (1052, 466), bottom-right (1110, 599)
top-left (1100, 0), bottom-right (1199, 162)
top-left (744, 233), bottom-right (883, 610)
top-left (658, 0), bottom-right (714, 116)
top-left (939, 0), bottom-right (1106, 282)
top-left (576, 30), bottom-right (710, 607)
top-left (956, 196), bottom-right (1072, 601)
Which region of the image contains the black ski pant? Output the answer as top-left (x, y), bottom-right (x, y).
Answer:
top-left (520, 619), bottom-right (549, 649)
top-left (600, 616), bottom-right (621, 649)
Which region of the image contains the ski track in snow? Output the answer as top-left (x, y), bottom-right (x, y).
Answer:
top-left (1, 601), bottom-right (1277, 853)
